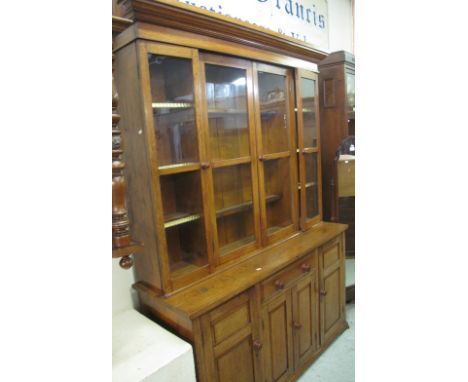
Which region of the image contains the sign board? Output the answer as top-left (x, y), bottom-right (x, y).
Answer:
top-left (174, 0), bottom-right (329, 50)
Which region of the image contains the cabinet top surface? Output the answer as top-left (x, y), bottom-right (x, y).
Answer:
top-left (135, 222), bottom-right (347, 319)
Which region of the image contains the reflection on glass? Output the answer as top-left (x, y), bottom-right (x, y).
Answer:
top-left (213, 164), bottom-right (255, 255)
top-left (160, 172), bottom-right (208, 277)
top-left (148, 54), bottom-right (198, 167)
top-left (264, 158), bottom-right (292, 234)
top-left (346, 73), bottom-right (355, 113)
top-left (304, 153), bottom-right (319, 220)
top-left (205, 65), bottom-right (250, 160)
top-left (300, 78), bottom-right (317, 147)
top-left (258, 72), bottom-right (289, 154)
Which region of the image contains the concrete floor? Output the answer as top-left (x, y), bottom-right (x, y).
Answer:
top-left (298, 302), bottom-right (355, 382)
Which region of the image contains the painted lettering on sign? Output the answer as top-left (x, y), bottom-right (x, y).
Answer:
top-left (175, 0), bottom-right (329, 49)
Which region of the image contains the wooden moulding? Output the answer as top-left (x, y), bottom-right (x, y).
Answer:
top-left (117, 0), bottom-right (328, 63)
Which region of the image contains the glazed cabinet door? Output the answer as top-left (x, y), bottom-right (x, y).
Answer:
top-left (200, 54), bottom-right (262, 266)
top-left (138, 42), bottom-right (214, 291)
top-left (319, 235), bottom-right (346, 345)
top-left (200, 289), bottom-right (263, 382)
top-left (295, 69), bottom-right (322, 230)
top-left (261, 291), bottom-right (294, 382)
top-left (291, 260), bottom-right (320, 369)
top-left (254, 63), bottom-right (299, 246)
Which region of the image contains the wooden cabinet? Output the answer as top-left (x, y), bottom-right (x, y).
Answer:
top-left (113, 2), bottom-right (348, 381)
top-left (318, 51), bottom-right (355, 257)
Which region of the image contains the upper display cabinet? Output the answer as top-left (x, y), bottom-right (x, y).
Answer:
top-left (115, 37), bottom-right (323, 293)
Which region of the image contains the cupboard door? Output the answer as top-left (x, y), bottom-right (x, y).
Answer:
top-left (140, 42), bottom-right (213, 290)
top-left (295, 70), bottom-right (322, 230)
top-left (319, 236), bottom-right (346, 345)
top-left (254, 63), bottom-right (299, 245)
top-left (291, 268), bottom-right (319, 369)
top-left (261, 291), bottom-right (294, 382)
top-left (201, 54), bottom-right (261, 266)
top-left (201, 289), bottom-right (263, 382)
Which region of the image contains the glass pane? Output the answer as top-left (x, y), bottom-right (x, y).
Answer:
top-left (258, 72), bottom-right (289, 154)
top-left (264, 158), bottom-right (292, 234)
top-left (304, 153), bottom-right (319, 220)
top-left (160, 172), bottom-right (208, 278)
top-left (346, 73), bottom-right (355, 113)
top-left (300, 78), bottom-right (317, 148)
top-left (148, 54), bottom-right (199, 167)
top-left (205, 65), bottom-right (250, 160)
top-left (305, 153), bottom-right (318, 184)
top-left (213, 164), bottom-right (255, 256)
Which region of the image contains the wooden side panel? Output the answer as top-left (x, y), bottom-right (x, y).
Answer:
top-left (115, 42), bottom-right (163, 290)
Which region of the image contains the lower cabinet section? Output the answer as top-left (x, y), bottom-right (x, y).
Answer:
top-left (193, 233), bottom-right (347, 382)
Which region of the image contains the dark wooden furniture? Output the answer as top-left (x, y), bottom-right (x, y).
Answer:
top-left (318, 51), bottom-right (355, 258)
top-left (113, 1), bottom-right (348, 380)
top-left (112, 15), bottom-right (143, 269)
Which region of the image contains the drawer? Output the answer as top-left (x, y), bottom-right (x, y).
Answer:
top-left (261, 251), bottom-right (316, 302)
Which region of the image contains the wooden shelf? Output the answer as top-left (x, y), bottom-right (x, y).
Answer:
top-left (158, 162), bottom-right (200, 175)
top-left (216, 194), bottom-right (280, 219)
top-left (260, 110), bottom-right (277, 120)
top-left (220, 235), bottom-right (255, 256)
top-left (170, 260), bottom-right (201, 279)
top-left (208, 108), bottom-right (247, 116)
top-left (164, 212), bottom-right (201, 229)
top-left (112, 242), bottom-right (144, 259)
top-left (152, 102), bottom-right (193, 109)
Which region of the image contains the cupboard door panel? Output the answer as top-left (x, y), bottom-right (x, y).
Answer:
top-left (292, 272), bottom-right (319, 368)
top-left (201, 54), bottom-right (261, 266)
top-left (295, 70), bottom-right (322, 230)
top-left (216, 337), bottom-right (256, 382)
top-left (261, 292), bottom-right (293, 382)
top-left (254, 63), bottom-right (298, 245)
top-left (320, 236), bottom-right (346, 344)
top-left (201, 289), bottom-right (263, 382)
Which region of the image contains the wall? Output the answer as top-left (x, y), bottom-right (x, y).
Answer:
top-left (328, 0), bottom-right (354, 53)
top-left (112, 0), bottom-right (354, 315)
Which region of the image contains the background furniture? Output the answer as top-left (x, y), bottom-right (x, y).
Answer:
top-left (318, 50), bottom-right (355, 258)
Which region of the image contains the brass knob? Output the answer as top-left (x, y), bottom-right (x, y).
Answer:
top-left (274, 280), bottom-right (285, 290)
top-left (320, 289), bottom-right (327, 296)
top-left (201, 162), bottom-right (210, 169)
top-left (301, 263), bottom-right (311, 272)
top-left (253, 340), bottom-right (262, 352)
top-left (293, 321), bottom-right (302, 330)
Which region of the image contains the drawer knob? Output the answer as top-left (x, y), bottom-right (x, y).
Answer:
top-left (253, 340), bottom-right (263, 352)
top-left (274, 280), bottom-right (285, 290)
top-left (320, 289), bottom-right (327, 296)
top-left (301, 263), bottom-right (311, 272)
top-left (293, 321), bottom-right (302, 330)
